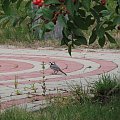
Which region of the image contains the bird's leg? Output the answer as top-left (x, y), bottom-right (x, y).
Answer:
top-left (54, 70), bottom-right (58, 75)
top-left (51, 71), bottom-right (55, 75)
top-left (51, 70), bottom-right (56, 75)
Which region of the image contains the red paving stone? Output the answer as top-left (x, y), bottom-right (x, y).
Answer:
top-left (0, 57), bottom-right (84, 83)
top-left (0, 48), bottom-right (119, 111)
top-left (1, 92), bottom-right (69, 110)
top-left (0, 60), bottom-right (34, 72)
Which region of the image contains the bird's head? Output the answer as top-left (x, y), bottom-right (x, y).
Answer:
top-left (49, 62), bottom-right (55, 65)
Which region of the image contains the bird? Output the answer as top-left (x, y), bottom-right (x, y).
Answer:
top-left (49, 62), bottom-right (67, 76)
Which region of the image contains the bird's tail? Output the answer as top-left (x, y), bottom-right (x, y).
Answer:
top-left (59, 69), bottom-right (67, 76)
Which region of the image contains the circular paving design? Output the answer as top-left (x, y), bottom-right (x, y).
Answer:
top-left (0, 48), bottom-right (119, 111)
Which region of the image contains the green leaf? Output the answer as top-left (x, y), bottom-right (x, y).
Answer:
top-left (19, 15), bottom-right (27, 25)
top-left (74, 36), bottom-right (87, 45)
top-left (90, 8), bottom-right (100, 22)
top-left (86, 15), bottom-right (95, 26)
top-left (12, 17), bottom-right (20, 27)
top-left (74, 40), bottom-right (81, 46)
top-left (2, 0), bottom-right (11, 14)
top-left (39, 29), bottom-right (44, 39)
top-left (67, 21), bottom-right (76, 29)
top-left (45, 22), bottom-right (54, 30)
top-left (100, 10), bottom-right (110, 16)
top-left (91, 5), bottom-right (107, 22)
top-left (62, 28), bottom-right (71, 38)
top-left (68, 42), bottom-right (72, 56)
top-left (78, 9), bottom-right (86, 17)
top-left (115, 5), bottom-right (120, 14)
top-left (16, 0), bottom-right (23, 10)
top-left (74, 0), bottom-right (80, 12)
top-left (0, 16), bottom-right (10, 24)
top-left (74, 15), bottom-right (88, 30)
top-left (65, 0), bottom-right (75, 16)
top-left (105, 32), bottom-right (116, 43)
top-left (61, 38), bottom-right (66, 46)
top-left (93, 5), bottom-right (107, 13)
top-left (31, 24), bottom-right (41, 29)
top-left (89, 29), bottom-right (97, 44)
top-left (62, 30), bottom-right (71, 46)
top-left (58, 14), bottom-right (67, 27)
top-left (1, 19), bottom-right (9, 28)
top-left (11, 0), bottom-right (17, 3)
top-left (113, 15), bottom-right (120, 25)
top-left (42, 8), bottom-right (53, 20)
top-left (73, 29), bottom-right (83, 37)
top-left (25, 0), bottom-right (31, 9)
top-left (36, 8), bottom-right (43, 15)
top-left (44, 0), bottom-right (61, 5)
top-left (98, 36), bottom-right (105, 48)
top-left (118, 0), bottom-right (120, 6)
top-left (82, 0), bottom-right (91, 11)
top-left (96, 25), bottom-right (105, 38)
top-left (61, 37), bottom-right (70, 46)
top-left (104, 21), bottom-right (115, 31)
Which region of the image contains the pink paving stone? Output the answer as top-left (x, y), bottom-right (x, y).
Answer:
top-left (1, 92), bottom-right (69, 110)
top-left (0, 60), bottom-right (34, 72)
top-left (0, 49), bottom-right (119, 110)
top-left (0, 57), bottom-right (84, 83)
top-left (0, 58), bottom-right (117, 86)
top-left (38, 58), bottom-right (117, 83)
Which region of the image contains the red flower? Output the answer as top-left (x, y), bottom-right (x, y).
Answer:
top-left (33, 0), bottom-right (44, 7)
top-left (101, 0), bottom-right (106, 5)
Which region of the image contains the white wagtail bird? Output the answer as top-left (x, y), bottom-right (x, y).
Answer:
top-left (49, 62), bottom-right (67, 76)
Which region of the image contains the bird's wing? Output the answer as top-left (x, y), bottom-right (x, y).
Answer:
top-left (50, 64), bottom-right (60, 70)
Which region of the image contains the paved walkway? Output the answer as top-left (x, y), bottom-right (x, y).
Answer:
top-left (0, 47), bottom-right (120, 111)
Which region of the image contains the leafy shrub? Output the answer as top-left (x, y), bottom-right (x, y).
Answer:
top-left (91, 74), bottom-right (120, 103)
top-left (69, 82), bottom-right (91, 103)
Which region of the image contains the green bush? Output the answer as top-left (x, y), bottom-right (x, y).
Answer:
top-left (91, 74), bottom-right (120, 103)
top-left (69, 83), bottom-right (90, 103)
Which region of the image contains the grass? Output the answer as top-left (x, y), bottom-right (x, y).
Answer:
top-left (37, 96), bottom-right (120, 120)
top-left (0, 27), bottom-right (61, 49)
top-left (0, 108), bottom-right (35, 120)
top-left (0, 95), bottom-right (120, 120)
top-left (0, 74), bottom-right (120, 120)
top-left (92, 74), bottom-right (120, 96)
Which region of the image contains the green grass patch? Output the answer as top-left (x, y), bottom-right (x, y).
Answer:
top-left (0, 95), bottom-right (120, 120)
top-left (0, 74), bottom-right (120, 120)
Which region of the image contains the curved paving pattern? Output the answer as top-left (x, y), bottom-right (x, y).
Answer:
top-left (0, 48), bottom-right (120, 111)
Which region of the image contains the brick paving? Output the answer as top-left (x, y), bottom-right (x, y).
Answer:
top-left (0, 47), bottom-right (120, 111)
